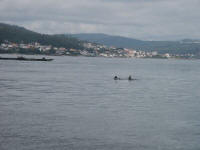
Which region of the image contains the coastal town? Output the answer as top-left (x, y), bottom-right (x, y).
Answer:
top-left (0, 40), bottom-right (197, 59)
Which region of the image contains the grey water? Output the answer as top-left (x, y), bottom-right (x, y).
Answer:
top-left (0, 55), bottom-right (200, 150)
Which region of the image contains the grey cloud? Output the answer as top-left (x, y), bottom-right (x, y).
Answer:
top-left (99, 0), bottom-right (163, 3)
top-left (0, 0), bottom-right (200, 40)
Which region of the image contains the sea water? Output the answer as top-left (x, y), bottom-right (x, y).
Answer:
top-left (0, 55), bottom-right (200, 150)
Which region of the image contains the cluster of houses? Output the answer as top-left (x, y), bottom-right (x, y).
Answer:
top-left (82, 42), bottom-right (171, 58)
top-left (0, 41), bottom-right (66, 55)
top-left (1, 41), bottom-right (50, 51)
top-left (0, 40), bottom-right (195, 59)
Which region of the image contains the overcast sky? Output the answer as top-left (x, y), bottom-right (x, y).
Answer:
top-left (0, 0), bottom-right (199, 40)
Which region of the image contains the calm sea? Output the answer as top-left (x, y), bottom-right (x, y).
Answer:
top-left (0, 55), bottom-right (200, 150)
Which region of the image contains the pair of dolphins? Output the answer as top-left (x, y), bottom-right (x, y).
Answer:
top-left (114, 76), bottom-right (136, 81)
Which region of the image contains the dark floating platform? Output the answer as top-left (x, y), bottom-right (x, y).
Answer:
top-left (0, 56), bottom-right (53, 61)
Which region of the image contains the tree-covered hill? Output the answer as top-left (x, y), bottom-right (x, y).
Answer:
top-left (71, 33), bottom-right (200, 55)
top-left (1, 23), bottom-right (200, 55)
top-left (0, 23), bottom-right (83, 49)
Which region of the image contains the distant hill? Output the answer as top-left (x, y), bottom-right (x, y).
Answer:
top-left (71, 33), bottom-right (200, 54)
top-left (1, 23), bottom-right (200, 55)
top-left (181, 39), bottom-right (200, 44)
top-left (71, 33), bottom-right (146, 47)
top-left (0, 23), bottom-right (83, 49)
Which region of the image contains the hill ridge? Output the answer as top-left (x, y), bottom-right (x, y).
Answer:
top-left (0, 23), bottom-right (83, 49)
top-left (70, 33), bottom-right (200, 54)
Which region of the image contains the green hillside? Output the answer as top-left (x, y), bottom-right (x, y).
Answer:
top-left (0, 23), bottom-right (83, 49)
top-left (71, 33), bottom-right (200, 55)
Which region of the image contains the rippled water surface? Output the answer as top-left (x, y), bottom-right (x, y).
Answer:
top-left (0, 55), bottom-right (200, 150)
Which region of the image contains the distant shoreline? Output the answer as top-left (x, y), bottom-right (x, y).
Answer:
top-left (1, 53), bottom-right (199, 60)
